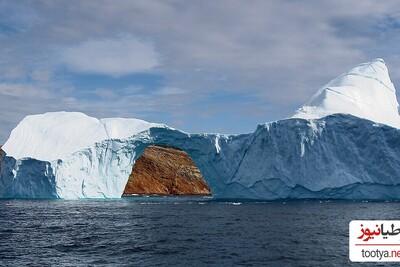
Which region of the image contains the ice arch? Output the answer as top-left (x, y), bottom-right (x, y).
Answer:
top-left (0, 126), bottom-right (240, 199)
top-left (2, 115), bottom-right (400, 200)
top-left (0, 127), bottom-right (237, 199)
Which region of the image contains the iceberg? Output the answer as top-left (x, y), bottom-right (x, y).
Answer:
top-left (1, 59), bottom-right (400, 200)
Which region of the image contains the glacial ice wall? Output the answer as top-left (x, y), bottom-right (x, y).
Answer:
top-left (1, 114), bottom-right (400, 199)
top-left (0, 153), bottom-right (57, 198)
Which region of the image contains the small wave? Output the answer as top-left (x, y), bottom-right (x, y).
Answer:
top-left (140, 202), bottom-right (164, 205)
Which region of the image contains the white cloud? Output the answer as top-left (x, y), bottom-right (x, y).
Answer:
top-left (0, 1), bottom-right (42, 35)
top-left (59, 36), bottom-right (160, 76)
top-left (30, 70), bottom-right (52, 82)
top-left (0, 83), bottom-right (51, 99)
top-left (2, 67), bottom-right (24, 80)
top-left (154, 87), bottom-right (187, 96)
top-left (0, 83), bottom-right (58, 143)
top-left (61, 97), bottom-right (78, 105)
top-left (1, 1), bottom-right (400, 142)
top-left (95, 88), bottom-right (116, 99)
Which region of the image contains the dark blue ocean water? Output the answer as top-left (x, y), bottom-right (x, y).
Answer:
top-left (1, 198), bottom-right (399, 266)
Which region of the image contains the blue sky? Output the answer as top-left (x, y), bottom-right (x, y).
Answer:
top-left (0, 0), bottom-right (400, 143)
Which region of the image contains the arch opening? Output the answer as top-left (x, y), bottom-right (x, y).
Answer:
top-left (122, 145), bottom-right (212, 197)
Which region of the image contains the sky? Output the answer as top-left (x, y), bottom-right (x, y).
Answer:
top-left (0, 0), bottom-right (400, 143)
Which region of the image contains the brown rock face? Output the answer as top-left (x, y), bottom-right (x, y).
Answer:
top-left (123, 145), bottom-right (211, 196)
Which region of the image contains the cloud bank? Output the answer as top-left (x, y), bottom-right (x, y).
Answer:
top-left (60, 36), bottom-right (160, 76)
top-left (0, 0), bottom-right (399, 142)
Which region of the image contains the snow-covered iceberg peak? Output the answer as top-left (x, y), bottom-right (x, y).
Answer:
top-left (2, 111), bottom-right (164, 161)
top-left (292, 58), bottom-right (400, 128)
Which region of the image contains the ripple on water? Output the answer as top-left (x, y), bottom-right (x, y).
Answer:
top-left (1, 199), bottom-right (400, 266)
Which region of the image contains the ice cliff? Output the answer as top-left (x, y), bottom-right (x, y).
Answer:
top-left (1, 59), bottom-right (400, 200)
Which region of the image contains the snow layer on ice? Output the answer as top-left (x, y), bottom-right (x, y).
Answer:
top-left (292, 58), bottom-right (400, 129)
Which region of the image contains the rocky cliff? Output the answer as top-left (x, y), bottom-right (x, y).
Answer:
top-left (123, 145), bottom-right (211, 196)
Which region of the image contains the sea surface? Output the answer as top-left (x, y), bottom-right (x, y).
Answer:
top-left (1, 197), bottom-right (400, 266)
